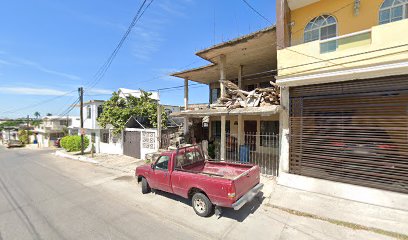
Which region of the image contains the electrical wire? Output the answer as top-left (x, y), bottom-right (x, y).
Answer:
top-left (0, 90), bottom-right (77, 116)
top-left (57, 97), bottom-right (80, 118)
top-left (84, 0), bottom-right (154, 92)
top-left (241, 0), bottom-right (272, 24)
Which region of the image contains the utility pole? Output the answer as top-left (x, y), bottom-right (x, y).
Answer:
top-left (79, 87), bottom-right (84, 155)
top-left (157, 91), bottom-right (162, 150)
top-left (27, 115), bottom-right (29, 127)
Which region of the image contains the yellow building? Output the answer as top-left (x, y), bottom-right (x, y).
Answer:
top-left (276, 0), bottom-right (408, 209)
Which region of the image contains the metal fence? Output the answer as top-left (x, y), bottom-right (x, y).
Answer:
top-left (215, 132), bottom-right (280, 175)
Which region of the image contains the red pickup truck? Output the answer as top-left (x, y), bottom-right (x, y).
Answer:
top-left (135, 145), bottom-right (263, 217)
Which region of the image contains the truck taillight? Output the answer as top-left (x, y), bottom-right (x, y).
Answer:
top-left (227, 185), bottom-right (236, 199)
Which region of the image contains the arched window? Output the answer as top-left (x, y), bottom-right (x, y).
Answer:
top-left (304, 15), bottom-right (337, 43)
top-left (379, 0), bottom-right (408, 24)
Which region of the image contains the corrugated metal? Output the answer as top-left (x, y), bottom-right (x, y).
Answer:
top-left (290, 76), bottom-right (408, 194)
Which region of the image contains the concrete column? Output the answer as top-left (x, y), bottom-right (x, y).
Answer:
top-left (238, 65), bottom-right (243, 89)
top-left (219, 54), bottom-right (226, 97)
top-left (183, 118), bottom-right (189, 135)
top-left (184, 78), bottom-right (189, 109)
top-left (279, 87), bottom-right (290, 174)
top-left (220, 115), bottom-right (226, 160)
top-left (237, 115), bottom-right (243, 147)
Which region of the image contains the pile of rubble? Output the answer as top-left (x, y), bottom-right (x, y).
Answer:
top-left (212, 80), bottom-right (280, 109)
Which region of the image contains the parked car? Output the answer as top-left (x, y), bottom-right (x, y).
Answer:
top-left (5, 140), bottom-right (23, 148)
top-left (54, 138), bottom-right (62, 148)
top-left (135, 145), bottom-right (263, 217)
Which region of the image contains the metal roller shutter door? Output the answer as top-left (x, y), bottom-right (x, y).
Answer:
top-left (289, 75), bottom-right (408, 194)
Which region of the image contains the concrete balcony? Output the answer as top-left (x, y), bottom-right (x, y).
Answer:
top-left (277, 19), bottom-right (408, 82)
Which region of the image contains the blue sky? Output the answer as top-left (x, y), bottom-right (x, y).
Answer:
top-left (0, 0), bottom-right (276, 118)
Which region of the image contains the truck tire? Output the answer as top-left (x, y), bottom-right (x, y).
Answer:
top-left (141, 177), bottom-right (151, 194)
top-left (192, 193), bottom-right (213, 217)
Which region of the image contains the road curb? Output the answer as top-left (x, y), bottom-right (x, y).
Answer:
top-left (55, 150), bottom-right (99, 164)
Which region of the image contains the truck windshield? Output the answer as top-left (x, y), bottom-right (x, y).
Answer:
top-left (175, 146), bottom-right (204, 169)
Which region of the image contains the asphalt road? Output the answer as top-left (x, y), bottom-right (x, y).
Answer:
top-left (0, 146), bottom-right (205, 240)
top-left (0, 146), bottom-right (396, 240)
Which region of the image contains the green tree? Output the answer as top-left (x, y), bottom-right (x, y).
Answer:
top-left (46, 113), bottom-right (52, 116)
top-left (18, 129), bottom-right (31, 144)
top-left (0, 120), bottom-right (25, 131)
top-left (34, 112), bottom-right (41, 119)
top-left (31, 119), bottom-right (42, 127)
top-left (97, 90), bottom-right (167, 135)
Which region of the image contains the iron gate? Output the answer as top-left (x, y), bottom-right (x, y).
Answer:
top-left (124, 131), bottom-right (141, 158)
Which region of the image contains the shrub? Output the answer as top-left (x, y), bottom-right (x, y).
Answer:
top-left (60, 135), bottom-right (89, 152)
top-left (18, 130), bottom-right (31, 145)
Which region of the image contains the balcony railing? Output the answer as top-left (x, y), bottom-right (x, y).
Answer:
top-left (320, 29), bottom-right (372, 54)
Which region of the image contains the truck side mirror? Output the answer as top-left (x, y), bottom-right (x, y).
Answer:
top-left (151, 163), bottom-right (154, 170)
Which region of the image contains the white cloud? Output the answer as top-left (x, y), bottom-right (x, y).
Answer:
top-left (0, 59), bottom-right (13, 66)
top-left (0, 87), bottom-right (70, 96)
top-left (87, 88), bottom-right (113, 95)
top-left (131, 26), bottom-right (164, 60)
top-left (129, 0), bottom-right (194, 61)
top-left (15, 59), bottom-right (81, 81)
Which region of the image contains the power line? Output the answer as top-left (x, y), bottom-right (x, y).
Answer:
top-left (0, 90), bottom-right (76, 116)
top-left (241, 0), bottom-right (272, 24)
top-left (57, 97), bottom-right (80, 118)
top-left (85, 0), bottom-right (154, 92)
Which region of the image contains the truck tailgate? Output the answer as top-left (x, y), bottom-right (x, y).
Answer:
top-left (232, 165), bottom-right (260, 200)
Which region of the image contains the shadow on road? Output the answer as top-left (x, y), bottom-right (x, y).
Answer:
top-left (152, 189), bottom-right (265, 222)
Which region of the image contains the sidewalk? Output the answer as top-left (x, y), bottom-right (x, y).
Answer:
top-left (54, 150), bottom-right (408, 238)
top-left (92, 153), bottom-right (145, 174)
top-left (266, 183), bottom-right (408, 237)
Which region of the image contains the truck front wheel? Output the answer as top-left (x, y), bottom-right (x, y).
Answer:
top-left (192, 193), bottom-right (213, 217)
top-left (141, 177), bottom-right (151, 194)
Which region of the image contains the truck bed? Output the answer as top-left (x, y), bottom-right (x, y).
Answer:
top-left (182, 161), bottom-right (253, 180)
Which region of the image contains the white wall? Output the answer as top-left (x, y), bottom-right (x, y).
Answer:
top-left (100, 142), bottom-right (123, 155)
top-left (83, 102), bottom-right (104, 130)
top-left (125, 128), bottom-right (157, 160)
top-left (1, 130), bottom-right (19, 141)
top-left (36, 133), bottom-right (50, 148)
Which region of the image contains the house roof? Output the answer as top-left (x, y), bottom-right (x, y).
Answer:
top-left (83, 100), bottom-right (105, 105)
top-left (171, 26), bottom-right (277, 84)
top-left (118, 88), bottom-right (159, 101)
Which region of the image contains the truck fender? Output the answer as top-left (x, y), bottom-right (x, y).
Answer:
top-left (187, 187), bottom-right (209, 200)
top-left (137, 175), bottom-right (145, 183)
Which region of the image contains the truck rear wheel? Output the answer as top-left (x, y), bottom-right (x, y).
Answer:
top-left (192, 193), bottom-right (213, 217)
top-left (141, 177), bottom-right (151, 194)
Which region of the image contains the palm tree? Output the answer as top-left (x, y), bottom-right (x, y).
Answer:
top-left (34, 112), bottom-right (41, 119)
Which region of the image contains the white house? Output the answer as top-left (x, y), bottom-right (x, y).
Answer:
top-left (118, 88), bottom-right (159, 101)
top-left (34, 116), bottom-right (77, 147)
top-left (73, 100), bottom-right (123, 155)
top-left (1, 126), bottom-right (19, 144)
